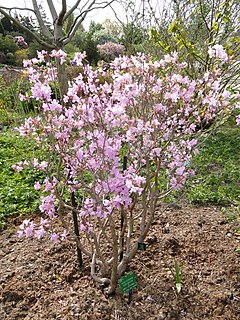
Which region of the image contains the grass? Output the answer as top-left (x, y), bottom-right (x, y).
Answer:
top-left (0, 130), bottom-right (45, 229)
top-left (186, 125), bottom-right (240, 205)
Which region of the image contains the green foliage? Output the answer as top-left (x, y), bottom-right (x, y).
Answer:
top-left (92, 29), bottom-right (116, 45)
top-left (71, 20), bottom-right (124, 65)
top-left (0, 72), bottom-right (38, 127)
top-left (0, 34), bottom-right (18, 64)
top-left (15, 48), bottom-right (29, 66)
top-left (187, 125), bottom-right (240, 205)
top-left (27, 40), bottom-right (46, 59)
top-left (64, 43), bottom-right (80, 60)
top-left (150, 0), bottom-right (240, 80)
top-left (72, 22), bottom-right (100, 65)
top-left (102, 19), bottom-right (122, 39)
top-left (121, 23), bottom-right (146, 55)
top-left (0, 130), bottom-right (45, 229)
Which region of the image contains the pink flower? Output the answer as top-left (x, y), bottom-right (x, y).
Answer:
top-left (50, 233), bottom-right (59, 241)
top-left (175, 167), bottom-right (185, 176)
top-left (50, 49), bottom-right (67, 64)
top-left (34, 181), bottom-right (41, 190)
top-left (31, 82), bottom-right (51, 101)
top-left (61, 230), bottom-right (67, 240)
top-left (97, 42), bottom-right (125, 62)
top-left (17, 230), bottom-right (24, 238)
top-left (38, 161), bottom-right (48, 170)
top-left (25, 222), bottom-right (35, 238)
top-left (73, 52), bottom-right (86, 66)
top-left (208, 45), bottom-right (228, 61)
top-left (12, 164), bottom-right (24, 172)
top-left (14, 49), bottom-right (239, 268)
top-left (236, 115), bottom-right (240, 126)
top-left (35, 227), bottom-right (45, 239)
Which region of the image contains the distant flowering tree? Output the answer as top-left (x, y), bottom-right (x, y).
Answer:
top-left (14, 36), bottom-right (28, 49)
top-left (97, 41), bottom-right (125, 62)
top-left (14, 47), bottom-right (239, 294)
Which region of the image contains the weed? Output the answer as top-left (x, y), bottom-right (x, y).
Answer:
top-left (170, 258), bottom-right (183, 294)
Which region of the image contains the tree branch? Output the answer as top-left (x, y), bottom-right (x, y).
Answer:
top-left (57, 0), bottom-right (67, 26)
top-left (64, 0), bottom-right (81, 21)
top-left (46, 0), bottom-right (58, 22)
top-left (0, 7), bottom-right (54, 49)
top-left (62, 0), bottom-right (115, 45)
top-left (32, 0), bottom-right (53, 39)
top-left (0, 6), bottom-right (36, 14)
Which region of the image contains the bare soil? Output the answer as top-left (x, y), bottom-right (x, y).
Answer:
top-left (0, 205), bottom-right (239, 320)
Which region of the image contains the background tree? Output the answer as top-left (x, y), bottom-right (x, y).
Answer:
top-left (0, 34), bottom-right (19, 64)
top-left (0, 0), bottom-right (115, 96)
top-left (149, 0), bottom-right (240, 85)
top-left (111, 0), bottom-right (161, 55)
top-left (71, 20), bottom-right (123, 65)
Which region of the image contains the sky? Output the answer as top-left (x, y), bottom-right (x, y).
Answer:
top-left (2, 0), bottom-right (165, 28)
top-left (2, 0), bottom-right (127, 28)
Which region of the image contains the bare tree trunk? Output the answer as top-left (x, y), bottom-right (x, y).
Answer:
top-left (56, 58), bottom-right (69, 99)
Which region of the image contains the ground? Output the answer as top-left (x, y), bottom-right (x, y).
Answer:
top-left (0, 205), bottom-right (239, 320)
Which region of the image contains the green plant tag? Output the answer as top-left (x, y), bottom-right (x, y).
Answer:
top-left (138, 242), bottom-right (147, 251)
top-left (118, 272), bottom-right (137, 294)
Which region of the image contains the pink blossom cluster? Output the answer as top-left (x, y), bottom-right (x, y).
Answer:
top-left (97, 42), bottom-right (125, 62)
top-left (15, 49), bottom-right (239, 240)
top-left (208, 44), bottom-right (228, 61)
top-left (18, 218), bottom-right (67, 240)
top-left (14, 36), bottom-right (28, 49)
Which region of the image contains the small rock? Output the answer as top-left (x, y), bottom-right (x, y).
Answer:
top-left (158, 311), bottom-right (167, 319)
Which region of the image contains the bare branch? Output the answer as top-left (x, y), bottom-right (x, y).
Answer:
top-left (0, 6), bottom-right (36, 14)
top-left (46, 0), bottom-right (58, 22)
top-left (57, 0), bottom-right (67, 26)
top-left (91, 251), bottom-right (110, 285)
top-left (32, 0), bottom-right (53, 39)
top-left (62, 0), bottom-right (115, 45)
top-left (0, 7), bottom-right (54, 49)
top-left (64, 0), bottom-right (81, 21)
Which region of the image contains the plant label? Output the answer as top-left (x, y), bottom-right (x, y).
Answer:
top-left (118, 272), bottom-right (137, 294)
top-left (138, 242), bottom-right (147, 251)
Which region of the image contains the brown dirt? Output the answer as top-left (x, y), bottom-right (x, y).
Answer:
top-left (0, 205), bottom-right (239, 320)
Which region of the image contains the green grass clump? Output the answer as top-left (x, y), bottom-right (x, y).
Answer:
top-left (0, 130), bottom-right (45, 229)
top-left (187, 126), bottom-right (240, 205)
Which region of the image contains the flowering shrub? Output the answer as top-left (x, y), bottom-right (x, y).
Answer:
top-left (14, 48), bottom-right (239, 293)
top-left (14, 36), bottom-right (28, 49)
top-left (97, 42), bottom-right (125, 62)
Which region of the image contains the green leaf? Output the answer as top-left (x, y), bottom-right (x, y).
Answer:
top-left (169, 20), bottom-right (179, 33)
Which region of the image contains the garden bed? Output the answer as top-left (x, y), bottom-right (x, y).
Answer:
top-left (0, 205), bottom-right (239, 319)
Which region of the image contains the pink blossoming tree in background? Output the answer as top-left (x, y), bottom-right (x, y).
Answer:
top-left (15, 46), bottom-right (239, 294)
top-left (97, 42), bottom-right (125, 62)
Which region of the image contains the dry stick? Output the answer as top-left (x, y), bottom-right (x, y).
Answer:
top-left (108, 215), bottom-right (119, 294)
top-left (71, 191), bottom-right (83, 267)
top-left (126, 193), bottom-right (138, 254)
top-left (56, 196), bottom-right (91, 258)
top-left (120, 155), bottom-right (128, 262)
